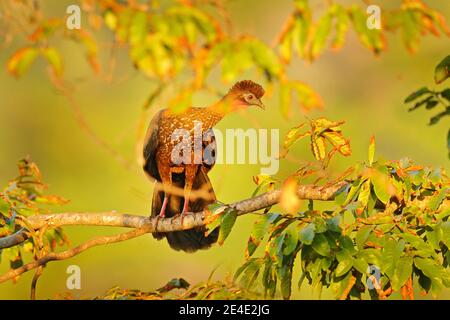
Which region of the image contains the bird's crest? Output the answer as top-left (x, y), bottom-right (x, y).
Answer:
top-left (228, 80), bottom-right (265, 98)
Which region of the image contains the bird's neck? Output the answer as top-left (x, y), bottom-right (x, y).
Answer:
top-left (207, 95), bottom-right (241, 118)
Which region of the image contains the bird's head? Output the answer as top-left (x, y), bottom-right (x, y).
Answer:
top-left (225, 80), bottom-right (265, 111)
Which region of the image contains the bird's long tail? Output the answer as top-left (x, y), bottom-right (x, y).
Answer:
top-left (151, 168), bottom-right (219, 253)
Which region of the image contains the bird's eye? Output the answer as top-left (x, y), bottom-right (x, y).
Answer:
top-left (247, 94), bottom-right (254, 100)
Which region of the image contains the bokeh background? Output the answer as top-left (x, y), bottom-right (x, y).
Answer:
top-left (0, 0), bottom-right (449, 299)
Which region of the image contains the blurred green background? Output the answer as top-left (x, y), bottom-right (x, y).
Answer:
top-left (0, 0), bottom-right (449, 299)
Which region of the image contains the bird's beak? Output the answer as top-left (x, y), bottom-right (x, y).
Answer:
top-left (256, 99), bottom-right (265, 110)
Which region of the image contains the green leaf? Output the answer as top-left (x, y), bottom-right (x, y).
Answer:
top-left (391, 256), bottom-right (413, 291)
top-left (247, 39), bottom-right (282, 80)
top-left (246, 213), bottom-right (280, 258)
top-left (371, 166), bottom-right (390, 204)
top-left (408, 95), bottom-right (433, 112)
top-left (292, 5), bottom-right (311, 58)
top-left (309, 10), bottom-right (332, 60)
top-left (441, 88), bottom-right (450, 102)
top-left (234, 258), bottom-right (264, 289)
top-left (326, 215), bottom-right (341, 233)
top-left (335, 250), bottom-right (353, 277)
top-left (353, 257), bottom-right (368, 274)
top-left (218, 209), bottom-right (237, 245)
top-left (381, 239), bottom-right (405, 280)
top-left (311, 233), bottom-right (331, 256)
top-left (331, 4), bottom-right (349, 50)
top-left (439, 222), bottom-right (450, 247)
top-left (448, 129), bottom-right (450, 159)
top-left (299, 223), bottom-right (315, 245)
top-left (404, 87), bottom-right (431, 103)
top-left (344, 179), bottom-right (363, 205)
top-left (435, 55), bottom-right (450, 84)
top-left (221, 44), bottom-right (253, 82)
top-left (262, 259), bottom-right (277, 298)
top-left (358, 248), bottom-right (382, 267)
top-left (425, 100), bottom-right (439, 109)
top-left (129, 11), bottom-right (148, 45)
top-left (356, 226), bottom-right (372, 250)
top-left (399, 10), bottom-right (422, 53)
top-left (349, 5), bottom-right (384, 54)
top-left (278, 254), bottom-right (295, 299)
top-left (313, 217), bottom-right (327, 233)
top-left (414, 257), bottom-right (450, 296)
top-left (429, 109), bottom-right (450, 125)
top-left (283, 224), bottom-right (299, 256)
top-left (428, 188), bottom-right (448, 211)
top-left (401, 233), bottom-right (436, 258)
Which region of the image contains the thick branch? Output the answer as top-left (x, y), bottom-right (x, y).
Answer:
top-left (0, 181), bottom-right (347, 285)
top-left (0, 181), bottom-right (348, 250)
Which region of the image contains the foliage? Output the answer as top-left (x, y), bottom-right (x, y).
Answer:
top-left (2, 0), bottom-right (449, 118)
top-left (213, 134), bottom-right (450, 300)
top-left (405, 55), bottom-right (450, 157)
top-left (0, 158), bottom-right (69, 277)
top-left (89, 276), bottom-right (262, 300)
top-left (1, 0), bottom-right (449, 300)
top-left (280, 118), bottom-right (351, 163)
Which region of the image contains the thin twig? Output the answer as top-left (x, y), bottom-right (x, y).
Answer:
top-left (30, 266), bottom-right (43, 300)
top-left (49, 72), bottom-right (135, 171)
top-left (0, 227), bottom-right (150, 284)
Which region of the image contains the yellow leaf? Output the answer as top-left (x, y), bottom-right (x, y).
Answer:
top-left (358, 179), bottom-right (371, 208)
top-left (339, 140), bottom-right (352, 156)
top-left (291, 81), bottom-right (323, 112)
top-left (368, 135), bottom-right (376, 165)
top-left (323, 131), bottom-right (351, 156)
top-left (41, 47), bottom-right (63, 76)
top-left (7, 47), bottom-right (39, 77)
top-left (313, 118), bottom-right (344, 131)
top-left (311, 135), bottom-right (326, 160)
top-left (281, 123), bottom-right (311, 157)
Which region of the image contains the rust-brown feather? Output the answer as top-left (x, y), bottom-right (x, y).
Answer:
top-left (228, 80), bottom-right (265, 98)
top-left (143, 80), bottom-right (264, 253)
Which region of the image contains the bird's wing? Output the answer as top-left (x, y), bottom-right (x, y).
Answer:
top-left (202, 128), bottom-right (216, 172)
top-left (143, 109), bottom-right (164, 181)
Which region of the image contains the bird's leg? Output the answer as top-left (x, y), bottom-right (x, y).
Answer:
top-left (159, 194), bottom-right (168, 218)
top-left (182, 165), bottom-right (197, 214)
top-left (158, 168), bottom-right (173, 218)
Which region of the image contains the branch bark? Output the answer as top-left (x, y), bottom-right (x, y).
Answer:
top-left (0, 181), bottom-right (348, 250)
top-left (0, 181), bottom-right (348, 285)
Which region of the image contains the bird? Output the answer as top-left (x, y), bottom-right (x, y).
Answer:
top-left (143, 80), bottom-right (265, 252)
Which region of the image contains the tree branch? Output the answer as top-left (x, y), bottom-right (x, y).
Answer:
top-left (0, 227), bottom-right (150, 284)
top-left (0, 181), bottom-right (348, 251)
top-left (0, 181), bottom-right (349, 285)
